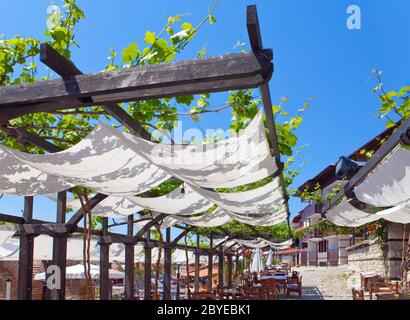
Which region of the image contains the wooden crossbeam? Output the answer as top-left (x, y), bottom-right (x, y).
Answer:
top-left (246, 5), bottom-right (292, 228)
top-left (0, 52), bottom-right (272, 121)
top-left (133, 213), bottom-right (167, 242)
top-left (40, 43), bottom-right (151, 140)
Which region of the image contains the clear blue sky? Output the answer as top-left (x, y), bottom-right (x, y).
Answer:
top-left (0, 0), bottom-right (409, 235)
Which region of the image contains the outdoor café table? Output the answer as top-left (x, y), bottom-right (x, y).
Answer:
top-left (260, 275), bottom-right (288, 293)
top-left (376, 293), bottom-right (410, 300)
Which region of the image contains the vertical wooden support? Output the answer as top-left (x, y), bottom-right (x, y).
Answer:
top-left (144, 231), bottom-right (152, 300)
top-left (176, 264), bottom-right (181, 300)
top-left (99, 217), bottom-right (110, 300)
top-left (352, 228), bottom-right (356, 245)
top-left (163, 227), bottom-right (172, 300)
top-left (218, 252), bottom-right (224, 289)
top-left (50, 191), bottom-right (67, 300)
top-left (124, 215), bottom-right (134, 300)
top-left (17, 196), bottom-right (34, 300)
top-left (194, 234), bottom-right (200, 292)
top-left (207, 234), bottom-right (213, 292)
top-left (235, 254), bottom-right (239, 273)
top-left (227, 254), bottom-right (233, 288)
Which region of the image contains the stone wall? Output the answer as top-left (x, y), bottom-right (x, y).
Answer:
top-left (346, 240), bottom-right (387, 276)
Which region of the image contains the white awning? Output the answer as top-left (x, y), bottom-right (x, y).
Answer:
top-left (354, 145), bottom-right (410, 207)
top-left (326, 199), bottom-right (410, 227)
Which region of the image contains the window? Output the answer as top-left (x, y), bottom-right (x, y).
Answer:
top-left (318, 240), bottom-right (327, 253)
top-left (303, 219), bottom-right (311, 228)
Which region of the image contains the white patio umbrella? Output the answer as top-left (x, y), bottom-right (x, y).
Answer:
top-left (34, 264), bottom-right (125, 280)
top-left (250, 248), bottom-right (264, 273)
top-left (266, 248), bottom-right (274, 267)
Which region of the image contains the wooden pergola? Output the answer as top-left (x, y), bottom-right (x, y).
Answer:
top-left (0, 5), bottom-right (289, 300)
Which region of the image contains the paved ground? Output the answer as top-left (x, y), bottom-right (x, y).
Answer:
top-left (291, 266), bottom-right (356, 300)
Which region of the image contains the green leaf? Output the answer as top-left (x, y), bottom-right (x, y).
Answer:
top-left (144, 31), bottom-right (156, 44)
top-left (181, 22), bottom-right (193, 30)
top-left (398, 86), bottom-right (410, 97)
top-left (209, 15), bottom-right (217, 24)
top-left (121, 42), bottom-right (139, 63)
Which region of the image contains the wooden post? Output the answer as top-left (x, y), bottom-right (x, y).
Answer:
top-left (163, 227), bottom-right (172, 300)
top-left (194, 234), bottom-right (200, 293)
top-left (50, 191), bottom-right (67, 300)
top-left (144, 231), bottom-right (152, 300)
top-left (99, 217), bottom-right (110, 300)
top-left (124, 215), bottom-right (135, 300)
top-left (218, 252), bottom-right (224, 289)
top-left (176, 264), bottom-right (181, 300)
top-left (227, 254), bottom-right (233, 288)
top-left (17, 196), bottom-right (34, 300)
top-left (207, 234), bottom-right (213, 292)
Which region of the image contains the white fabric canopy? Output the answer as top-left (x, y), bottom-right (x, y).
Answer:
top-left (171, 208), bottom-right (232, 227)
top-left (0, 145), bottom-right (74, 196)
top-left (34, 264), bottom-right (125, 280)
top-left (327, 199), bottom-right (410, 227)
top-left (191, 179), bottom-right (285, 215)
top-left (227, 210), bottom-right (287, 226)
top-left (235, 238), bottom-right (292, 249)
top-left (122, 112), bottom-right (277, 188)
top-left (354, 145), bottom-right (410, 207)
top-left (2, 123), bottom-right (171, 196)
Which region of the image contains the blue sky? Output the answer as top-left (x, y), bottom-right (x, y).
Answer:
top-left (0, 0), bottom-right (409, 235)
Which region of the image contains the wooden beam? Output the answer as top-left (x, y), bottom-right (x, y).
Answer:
top-left (171, 227), bottom-right (191, 246)
top-left (124, 215), bottom-right (135, 300)
top-left (322, 115), bottom-right (410, 213)
top-left (40, 43), bottom-right (82, 78)
top-left (218, 252), bottom-right (224, 289)
top-left (247, 5), bottom-right (263, 52)
top-left (40, 44), bottom-right (151, 140)
top-left (227, 254), bottom-right (233, 288)
top-left (207, 234), bottom-right (213, 293)
top-left (99, 217), bottom-right (110, 300)
top-left (194, 234), bottom-right (200, 293)
top-left (0, 213), bottom-right (24, 224)
top-left (144, 231), bottom-right (152, 300)
top-left (50, 191), bottom-right (67, 300)
top-left (133, 213), bottom-right (167, 242)
top-left (66, 193), bottom-right (108, 230)
top-left (163, 227), bottom-right (172, 300)
top-left (246, 5), bottom-right (291, 225)
top-left (0, 52), bottom-right (272, 120)
top-left (17, 196), bottom-right (34, 300)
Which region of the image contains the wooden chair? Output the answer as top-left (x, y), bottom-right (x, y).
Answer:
top-left (369, 281), bottom-right (399, 300)
top-left (286, 276), bottom-right (302, 298)
top-left (191, 292), bottom-right (217, 300)
top-left (351, 288), bottom-right (365, 300)
top-left (245, 287), bottom-right (269, 300)
top-left (237, 294), bottom-right (262, 300)
top-left (260, 279), bottom-right (280, 300)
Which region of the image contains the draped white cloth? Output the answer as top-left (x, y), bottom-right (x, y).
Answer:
top-left (191, 179), bottom-right (284, 215)
top-left (1, 123), bottom-right (171, 196)
top-left (0, 111), bottom-right (287, 228)
top-left (227, 210), bottom-right (287, 226)
top-left (122, 112), bottom-right (277, 188)
top-left (235, 238), bottom-right (292, 249)
top-left (354, 146), bottom-right (410, 207)
top-left (326, 199), bottom-right (410, 227)
top-left (67, 184), bottom-right (214, 218)
top-left (172, 208), bottom-right (232, 227)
